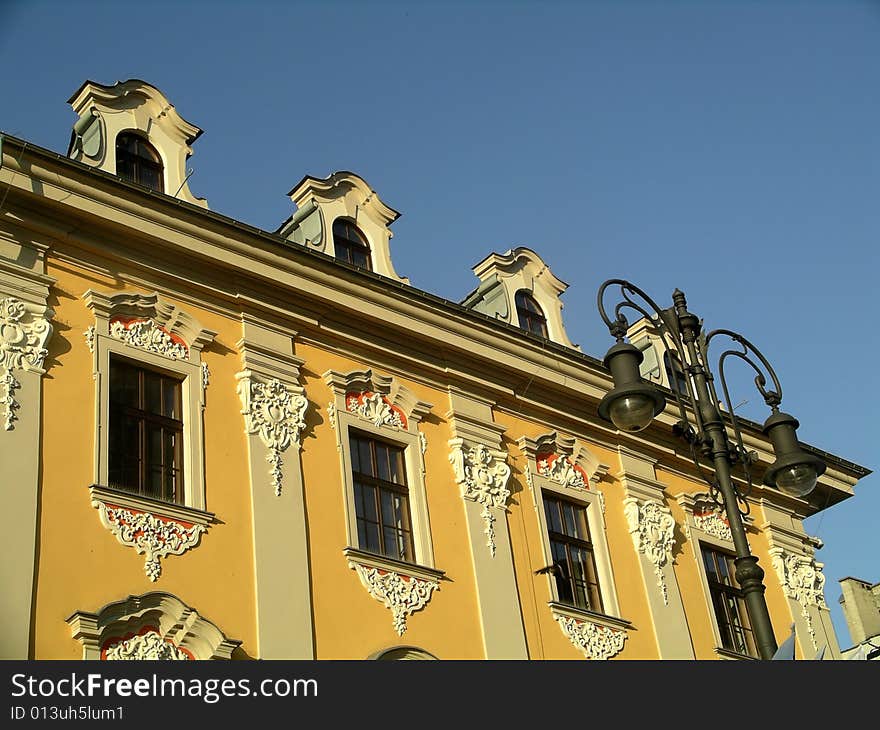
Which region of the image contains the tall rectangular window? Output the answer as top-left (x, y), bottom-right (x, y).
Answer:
top-left (108, 357), bottom-right (184, 504)
top-left (350, 430), bottom-right (414, 562)
top-left (701, 545), bottom-right (758, 657)
top-left (543, 492), bottom-right (604, 613)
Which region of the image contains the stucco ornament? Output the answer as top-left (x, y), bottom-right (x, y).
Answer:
top-left (350, 562), bottom-right (438, 636)
top-left (693, 509), bottom-right (732, 543)
top-left (84, 325), bottom-right (96, 353)
top-left (0, 297), bottom-right (52, 431)
top-left (346, 391), bottom-right (405, 429)
top-left (771, 549), bottom-right (827, 649)
top-left (104, 631), bottom-right (191, 661)
top-left (624, 498), bottom-right (676, 605)
top-left (449, 443), bottom-right (512, 557)
top-left (537, 454), bottom-right (587, 489)
top-left (93, 502), bottom-right (206, 581)
top-left (238, 377), bottom-right (308, 496)
top-left (109, 318), bottom-right (188, 360)
top-left (554, 614), bottom-right (626, 660)
top-left (201, 362), bottom-right (210, 389)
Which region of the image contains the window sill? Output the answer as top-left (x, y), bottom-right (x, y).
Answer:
top-left (548, 601), bottom-right (632, 632)
top-left (89, 484), bottom-right (214, 528)
top-left (343, 547), bottom-right (445, 584)
top-left (714, 647), bottom-right (758, 661)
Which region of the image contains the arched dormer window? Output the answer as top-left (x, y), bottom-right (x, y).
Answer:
top-left (116, 133), bottom-right (164, 192)
top-left (333, 219), bottom-right (372, 270)
top-left (515, 290), bottom-right (548, 338)
top-left (664, 352), bottom-right (688, 395)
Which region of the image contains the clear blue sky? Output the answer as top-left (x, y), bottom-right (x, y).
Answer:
top-left (2, 0), bottom-right (877, 650)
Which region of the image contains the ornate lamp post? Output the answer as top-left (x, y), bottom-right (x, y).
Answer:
top-left (596, 280), bottom-right (826, 659)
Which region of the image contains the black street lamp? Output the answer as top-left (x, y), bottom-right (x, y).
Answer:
top-left (596, 280), bottom-right (826, 660)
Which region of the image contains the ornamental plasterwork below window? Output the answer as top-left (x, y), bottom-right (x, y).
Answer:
top-left (553, 612), bottom-right (627, 660)
top-left (0, 297), bottom-right (53, 431)
top-left (348, 558), bottom-right (439, 636)
top-left (91, 497), bottom-right (208, 581)
top-left (693, 509), bottom-right (733, 543)
top-left (771, 548), bottom-right (827, 650)
top-left (237, 374), bottom-right (308, 496)
top-left (345, 391), bottom-right (407, 429)
top-left (103, 630), bottom-right (192, 660)
top-left (109, 317), bottom-right (189, 360)
top-left (449, 442), bottom-right (512, 557)
top-left (623, 497), bottom-right (676, 605)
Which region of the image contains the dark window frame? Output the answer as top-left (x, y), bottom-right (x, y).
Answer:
top-left (349, 429), bottom-right (415, 563)
top-left (116, 132), bottom-right (164, 193)
top-left (333, 219), bottom-right (372, 271)
top-left (108, 356), bottom-right (184, 505)
top-left (701, 544), bottom-right (759, 658)
top-left (515, 290), bottom-right (549, 338)
top-left (543, 492), bottom-right (604, 613)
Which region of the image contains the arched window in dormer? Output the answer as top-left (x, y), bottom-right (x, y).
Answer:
top-left (664, 352), bottom-right (688, 394)
top-left (515, 290), bottom-right (548, 338)
top-left (116, 133), bottom-right (164, 192)
top-left (333, 219), bottom-right (372, 271)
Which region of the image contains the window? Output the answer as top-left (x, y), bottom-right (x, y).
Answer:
top-left (116, 133), bottom-right (164, 192)
top-left (333, 219), bottom-right (372, 270)
top-left (543, 492), bottom-right (604, 613)
top-left (515, 290), bottom-right (548, 338)
top-left (664, 352), bottom-right (688, 395)
top-left (108, 357), bottom-right (184, 504)
top-left (701, 545), bottom-right (758, 658)
top-left (350, 430), bottom-right (414, 562)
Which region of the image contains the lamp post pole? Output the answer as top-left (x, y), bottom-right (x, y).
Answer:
top-left (597, 280), bottom-right (826, 660)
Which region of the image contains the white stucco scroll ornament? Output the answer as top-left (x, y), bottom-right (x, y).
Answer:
top-left (449, 442), bottom-right (512, 557)
top-left (623, 497), bottom-right (676, 605)
top-left (346, 391), bottom-right (406, 429)
top-left (0, 297), bottom-right (52, 431)
top-left (109, 318), bottom-right (189, 360)
top-left (350, 562), bottom-right (439, 636)
top-left (693, 509), bottom-right (733, 543)
top-left (92, 502), bottom-right (206, 581)
top-left (554, 613), bottom-right (627, 660)
top-left (537, 454), bottom-right (588, 489)
top-left (104, 631), bottom-right (191, 661)
top-left (771, 548), bottom-right (827, 650)
top-left (237, 376), bottom-right (308, 496)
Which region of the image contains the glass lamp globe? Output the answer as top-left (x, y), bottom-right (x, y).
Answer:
top-left (608, 393), bottom-right (656, 433)
top-left (773, 463), bottom-right (819, 498)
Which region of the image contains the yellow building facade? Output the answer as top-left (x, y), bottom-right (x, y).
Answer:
top-left (0, 80), bottom-right (868, 661)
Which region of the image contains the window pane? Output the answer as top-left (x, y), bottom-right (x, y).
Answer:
top-left (163, 378), bottom-right (179, 418)
top-left (544, 497), bottom-right (562, 534)
top-left (358, 438), bottom-right (374, 477)
top-left (363, 521), bottom-right (380, 554)
top-left (145, 372), bottom-right (162, 415)
top-left (375, 443), bottom-right (391, 482)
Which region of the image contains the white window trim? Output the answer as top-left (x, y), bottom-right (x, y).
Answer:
top-left (519, 432), bottom-right (621, 623)
top-left (84, 290), bottom-right (216, 513)
top-left (324, 369), bottom-right (435, 570)
top-left (678, 492), bottom-right (756, 660)
top-left (532, 469), bottom-right (621, 621)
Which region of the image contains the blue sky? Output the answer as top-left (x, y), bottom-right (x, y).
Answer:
top-left (2, 0), bottom-right (877, 650)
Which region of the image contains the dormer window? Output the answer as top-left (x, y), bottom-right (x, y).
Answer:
top-left (333, 219), bottom-right (372, 270)
top-left (515, 290), bottom-right (548, 338)
top-left (664, 352), bottom-right (688, 395)
top-left (116, 133), bottom-right (164, 192)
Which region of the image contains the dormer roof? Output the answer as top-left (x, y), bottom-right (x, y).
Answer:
top-left (277, 171), bottom-right (407, 284)
top-left (66, 79), bottom-right (207, 208)
top-left (462, 247), bottom-right (578, 349)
